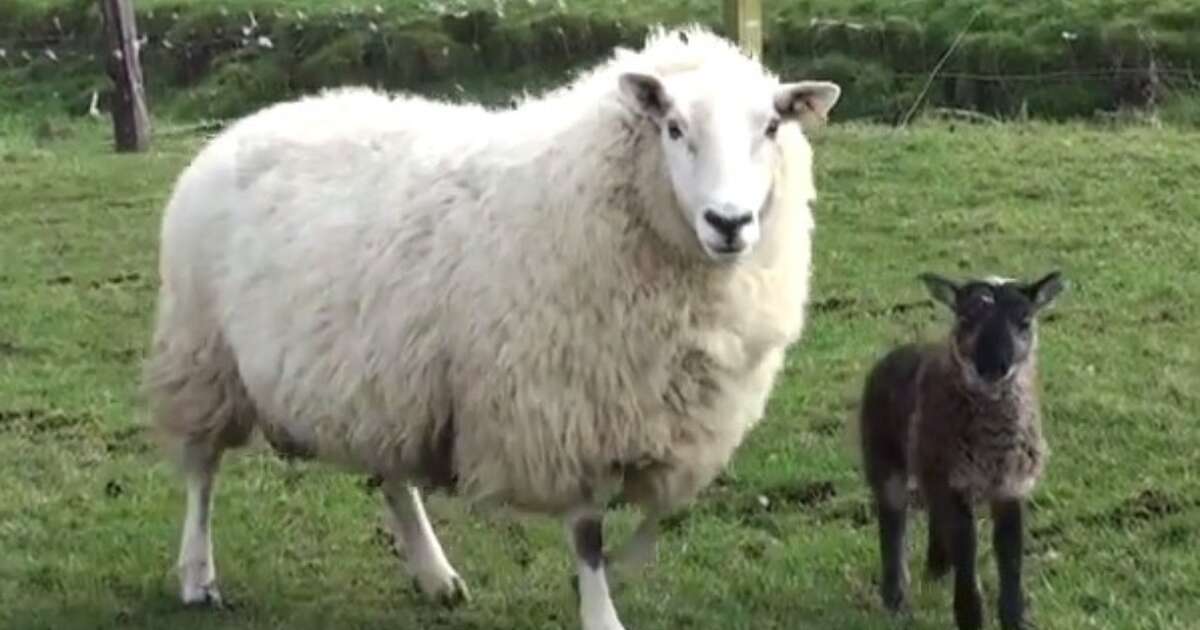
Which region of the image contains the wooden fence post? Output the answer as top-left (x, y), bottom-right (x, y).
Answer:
top-left (724, 0), bottom-right (763, 58)
top-left (99, 0), bottom-right (150, 152)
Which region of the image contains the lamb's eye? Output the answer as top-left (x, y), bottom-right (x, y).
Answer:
top-left (666, 121), bottom-right (683, 140)
top-left (960, 291), bottom-right (994, 319)
top-left (764, 118), bottom-right (781, 139)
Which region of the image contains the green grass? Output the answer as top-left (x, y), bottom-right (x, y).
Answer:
top-left (1, 118), bottom-right (1198, 629)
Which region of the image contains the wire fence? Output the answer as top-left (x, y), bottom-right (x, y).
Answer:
top-left (4, 10), bottom-right (1198, 125)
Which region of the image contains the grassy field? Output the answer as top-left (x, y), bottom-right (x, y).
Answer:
top-left (1, 117), bottom-right (1198, 630)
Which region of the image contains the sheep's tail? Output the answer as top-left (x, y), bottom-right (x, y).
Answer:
top-left (142, 288), bottom-right (258, 468)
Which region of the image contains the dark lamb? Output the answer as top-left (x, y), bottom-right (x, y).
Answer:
top-left (858, 271), bottom-right (1065, 630)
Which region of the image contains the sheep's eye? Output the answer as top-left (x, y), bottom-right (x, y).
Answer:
top-left (765, 118), bottom-right (781, 139)
top-left (666, 121), bottom-right (683, 140)
top-left (959, 291), bottom-right (994, 319)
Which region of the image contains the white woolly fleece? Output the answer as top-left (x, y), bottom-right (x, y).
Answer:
top-left (149, 24), bottom-right (825, 516)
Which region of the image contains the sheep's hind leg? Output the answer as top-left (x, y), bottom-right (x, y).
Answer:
top-left (605, 510), bottom-right (661, 583)
top-left (875, 475), bottom-right (910, 613)
top-left (177, 441), bottom-right (224, 607)
top-left (567, 507), bottom-right (626, 630)
top-left (383, 482), bottom-right (469, 607)
top-left (926, 503), bottom-right (952, 580)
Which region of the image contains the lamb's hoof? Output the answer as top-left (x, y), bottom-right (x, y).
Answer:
top-left (1001, 616), bottom-right (1037, 630)
top-left (412, 574), bottom-right (471, 608)
top-left (181, 583), bottom-right (225, 609)
top-left (881, 587), bottom-right (909, 615)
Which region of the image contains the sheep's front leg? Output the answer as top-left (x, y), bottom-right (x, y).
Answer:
top-left (383, 482), bottom-right (469, 607)
top-left (566, 508), bottom-right (627, 630)
top-left (992, 499), bottom-right (1031, 630)
top-left (940, 488), bottom-right (984, 630)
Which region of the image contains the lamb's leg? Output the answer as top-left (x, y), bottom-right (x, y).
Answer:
top-left (992, 499), bottom-right (1031, 630)
top-left (566, 507), bottom-right (626, 630)
top-left (383, 482), bottom-right (469, 607)
top-left (926, 505), bottom-right (951, 580)
top-left (933, 487), bottom-right (983, 630)
top-left (875, 475), bottom-right (910, 612)
top-left (177, 441), bottom-right (224, 607)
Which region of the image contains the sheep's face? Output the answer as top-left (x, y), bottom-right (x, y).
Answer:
top-left (921, 272), bottom-right (1065, 396)
top-left (619, 70), bottom-right (840, 263)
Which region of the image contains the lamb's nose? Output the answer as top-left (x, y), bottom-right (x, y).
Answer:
top-left (703, 209), bottom-right (753, 243)
top-left (978, 361), bottom-right (1013, 382)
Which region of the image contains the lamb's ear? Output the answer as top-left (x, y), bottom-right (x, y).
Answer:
top-left (1023, 271), bottom-right (1065, 311)
top-left (919, 273), bottom-right (959, 310)
top-left (619, 72), bottom-right (672, 121)
top-left (774, 81), bottom-right (842, 123)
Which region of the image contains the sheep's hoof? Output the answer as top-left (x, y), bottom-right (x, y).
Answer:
top-left (881, 586), bottom-right (909, 615)
top-left (412, 574), bottom-right (471, 608)
top-left (437, 575), bottom-right (471, 608)
top-left (1000, 615), bottom-right (1037, 630)
top-left (181, 583), bottom-right (225, 610)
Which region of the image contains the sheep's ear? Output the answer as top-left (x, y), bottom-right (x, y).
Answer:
top-left (774, 81), bottom-right (842, 123)
top-left (1023, 271), bottom-right (1065, 311)
top-left (619, 72), bottom-right (672, 121)
top-left (919, 272), bottom-right (959, 310)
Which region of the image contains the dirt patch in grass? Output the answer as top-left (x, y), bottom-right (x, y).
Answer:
top-left (816, 498), bottom-right (874, 528)
top-left (685, 477), bottom-right (874, 539)
top-left (1029, 520), bottom-right (1068, 552)
top-left (811, 296), bottom-right (859, 315)
top-left (809, 416), bottom-right (844, 437)
top-left (89, 271), bottom-right (143, 289)
top-left (810, 295), bottom-right (935, 320)
top-left (1084, 488), bottom-right (1195, 529)
top-left (0, 339), bottom-right (46, 358)
top-left (103, 424), bottom-right (153, 455)
top-left (0, 407), bottom-right (96, 434)
top-left (760, 480), bottom-right (839, 510)
top-left (103, 479), bottom-right (125, 498)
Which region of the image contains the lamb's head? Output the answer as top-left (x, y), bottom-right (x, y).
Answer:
top-left (617, 64), bottom-right (839, 263)
top-left (921, 271), bottom-right (1065, 395)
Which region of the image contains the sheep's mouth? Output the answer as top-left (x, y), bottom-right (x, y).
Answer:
top-left (701, 241), bottom-right (749, 263)
top-left (961, 365), bottom-right (1018, 398)
top-left (709, 242), bottom-right (745, 255)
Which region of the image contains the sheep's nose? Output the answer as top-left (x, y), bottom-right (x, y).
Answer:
top-left (703, 209), bottom-right (753, 243)
top-left (978, 362), bottom-right (1013, 383)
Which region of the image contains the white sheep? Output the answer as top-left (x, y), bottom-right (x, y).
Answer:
top-left (144, 24), bottom-right (841, 630)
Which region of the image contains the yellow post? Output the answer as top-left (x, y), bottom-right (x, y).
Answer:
top-left (724, 0), bottom-right (763, 58)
